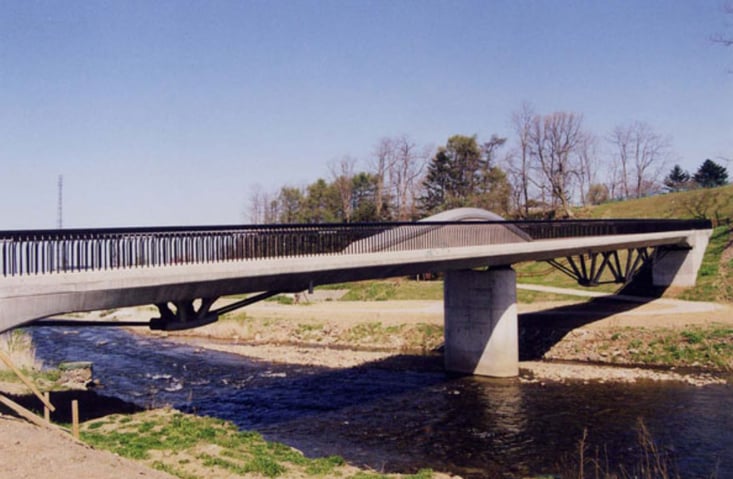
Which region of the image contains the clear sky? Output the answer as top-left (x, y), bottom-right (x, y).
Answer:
top-left (1, 0), bottom-right (731, 228)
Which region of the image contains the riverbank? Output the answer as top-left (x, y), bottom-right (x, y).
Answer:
top-left (104, 288), bottom-right (733, 386)
top-left (0, 382), bottom-right (456, 479)
top-left (0, 290), bottom-right (733, 479)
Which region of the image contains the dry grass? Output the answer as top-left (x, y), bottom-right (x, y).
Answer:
top-left (0, 330), bottom-right (42, 372)
top-left (561, 419), bottom-right (690, 479)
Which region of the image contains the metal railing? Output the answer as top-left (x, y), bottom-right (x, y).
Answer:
top-left (0, 219), bottom-right (711, 277)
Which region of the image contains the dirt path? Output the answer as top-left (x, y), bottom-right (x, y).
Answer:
top-left (0, 415), bottom-right (175, 479)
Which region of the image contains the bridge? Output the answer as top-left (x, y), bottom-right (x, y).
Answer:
top-left (0, 209), bottom-right (712, 377)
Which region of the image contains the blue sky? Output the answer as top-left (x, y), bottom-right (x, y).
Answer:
top-left (1, 0), bottom-right (731, 228)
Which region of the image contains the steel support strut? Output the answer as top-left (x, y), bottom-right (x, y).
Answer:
top-left (149, 291), bottom-right (287, 331)
top-left (151, 297), bottom-right (219, 331)
top-left (546, 247), bottom-right (653, 287)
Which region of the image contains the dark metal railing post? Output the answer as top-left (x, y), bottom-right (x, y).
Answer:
top-left (0, 219), bottom-right (712, 277)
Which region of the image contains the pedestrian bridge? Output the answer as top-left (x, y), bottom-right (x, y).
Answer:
top-left (0, 208), bottom-right (712, 377)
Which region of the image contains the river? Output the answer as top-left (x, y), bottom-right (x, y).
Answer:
top-left (30, 327), bottom-right (733, 478)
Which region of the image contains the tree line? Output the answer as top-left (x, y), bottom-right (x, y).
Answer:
top-left (248, 105), bottom-right (729, 223)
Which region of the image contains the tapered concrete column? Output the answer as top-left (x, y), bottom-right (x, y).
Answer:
top-left (652, 230), bottom-right (712, 287)
top-left (443, 266), bottom-right (518, 377)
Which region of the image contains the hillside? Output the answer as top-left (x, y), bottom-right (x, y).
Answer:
top-left (582, 184), bottom-right (733, 223)
top-left (513, 185), bottom-right (733, 302)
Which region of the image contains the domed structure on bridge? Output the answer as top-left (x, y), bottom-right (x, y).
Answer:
top-left (419, 207), bottom-right (507, 223)
top-left (343, 207), bottom-right (530, 254)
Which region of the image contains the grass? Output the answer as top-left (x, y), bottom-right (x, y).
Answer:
top-left (266, 294), bottom-right (296, 305)
top-left (339, 322), bottom-right (443, 352)
top-left (582, 185), bottom-right (733, 303)
top-left (674, 225), bottom-right (733, 303)
top-left (81, 408), bottom-right (435, 479)
top-left (0, 367), bottom-right (61, 386)
top-left (514, 260), bottom-right (620, 294)
top-left (322, 277), bottom-right (597, 305)
top-left (320, 279), bottom-right (443, 301)
top-left (630, 325), bottom-right (733, 370)
top-left (0, 330), bottom-right (43, 372)
top-left (585, 183), bottom-right (733, 223)
top-left (586, 324), bottom-right (733, 371)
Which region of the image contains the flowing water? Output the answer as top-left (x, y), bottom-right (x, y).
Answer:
top-left (30, 327), bottom-right (733, 478)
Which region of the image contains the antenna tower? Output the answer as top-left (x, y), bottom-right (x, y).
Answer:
top-left (57, 175), bottom-right (63, 229)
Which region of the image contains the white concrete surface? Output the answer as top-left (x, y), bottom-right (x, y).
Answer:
top-left (444, 267), bottom-right (519, 377)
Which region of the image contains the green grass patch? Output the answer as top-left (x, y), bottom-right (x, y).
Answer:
top-left (152, 461), bottom-right (198, 479)
top-left (626, 325), bottom-right (733, 370)
top-left (675, 226), bottom-right (731, 302)
top-left (266, 294), bottom-right (295, 305)
top-left (321, 279), bottom-right (443, 301)
top-left (587, 184), bottom-right (733, 222)
top-left (82, 409), bottom-right (430, 479)
top-left (324, 277), bottom-right (598, 304)
top-left (342, 322), bottom-right (401, 342)
top-left (0, 367), bottom-right (61, 387)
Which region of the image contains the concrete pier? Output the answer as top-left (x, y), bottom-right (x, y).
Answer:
top-left (444, 267), bottom-right (518, 377)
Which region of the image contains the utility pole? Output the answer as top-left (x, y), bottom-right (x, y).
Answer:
top-left (57, 175), bottom-right (63, 229)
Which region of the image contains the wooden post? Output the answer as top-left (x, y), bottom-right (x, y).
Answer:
top-left (43, 392), bottom-right (51, 422)
top-left (71, 400), bottom-right (79, 439)
top-left (0, 393), bottom-right (52, 429)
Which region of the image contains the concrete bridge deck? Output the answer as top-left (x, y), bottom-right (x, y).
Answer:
top-left (0, 210), bottom-right (713, 377)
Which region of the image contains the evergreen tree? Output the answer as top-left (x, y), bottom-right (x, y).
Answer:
top-left (663, 164), bottom-right (691, 192)
top-left (419, 134), bottom-right (511, 216)
top-left (350, 172), bottom-right (391, 222)
top-left (302, 179), bottom-right (340, 223)
top-left (276, 186), bottom-right (305, 223)
top-left (419, 148), bottom-right (454, 214)
top-left (693, 159), bottom-right (729, 188)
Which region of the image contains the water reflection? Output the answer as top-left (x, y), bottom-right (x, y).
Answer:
top-left (30, 327), bottom-right (733, 478)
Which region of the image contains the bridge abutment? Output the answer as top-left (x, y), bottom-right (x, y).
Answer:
top-left (443, 266), bottom-right (518, 378)
top-left (652, 230), bottom-right (712, 287)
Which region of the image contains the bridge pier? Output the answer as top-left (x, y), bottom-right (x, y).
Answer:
top-left (652, 230), bottom-right (712, 287)
top-left (444, 266), bottom-right (518, 378)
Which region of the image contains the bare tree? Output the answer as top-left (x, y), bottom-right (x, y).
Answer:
top-left (576, 132), bottom-right (599, 206)
top-left (608, 122), bottom-right (670, 199)
top-left (528, 111), bottom-right (586, 217)
top-left (369, 136), bottom-right (429, 220)
top-left (371, 138), bottom-right (397, 219)
top-left (606, 161), bottom-right (623, 201)
top-left (608, 125), bottom-right (633, 198)
top-left (508, 103), bottom-right (537, 217)
top-left (247, 184), bottom-right (277, 223)
top-left (328, 156), bottom-right (357, 222)
top-left (389, 136), bottom-right (428, 220)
